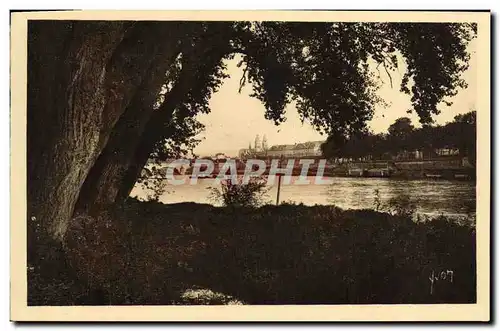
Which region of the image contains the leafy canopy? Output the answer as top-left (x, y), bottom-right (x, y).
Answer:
top-left (320, 111), bottom-right (476, 163)
top-left (150, 21), bottom-right (476, 159)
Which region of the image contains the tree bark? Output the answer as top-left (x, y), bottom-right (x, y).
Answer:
top-left (115, 83), bottom-right (184, 201)
top-left (115, 48), bottom-right (228, 201)
top-left (27, 21), bottom-right (174, 240)
top-left (75, 27), bottom-right (184, 214)
top-left (81, 65), bottom-right (188, 210)
top-left (27, 21), bottom-right (131, 240)
top-left (78, 35), bottom-right (233, 209)
top-left (73, 22), bottom-right (239, 211)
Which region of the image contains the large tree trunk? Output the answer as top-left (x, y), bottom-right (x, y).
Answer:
top-left (115, 47), bottom-right (232, 200)
top-left (28, 21), bottom-right (129, 241)
top-left (75, 29), bottom-right (184, 214)
top-left (27, 21), bottom-right (171, 240)
top-left (114, 49), bottom-right (227, 203)
top-left (115, 84), bottom-right (184, 201)
top-left (79, 66), bottom-right (187, 211)
top-left (77, 36), bottom-right (232, 209)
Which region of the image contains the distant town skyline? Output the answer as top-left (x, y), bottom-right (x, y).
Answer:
top-left (193, 38), bottom-right (477, 157)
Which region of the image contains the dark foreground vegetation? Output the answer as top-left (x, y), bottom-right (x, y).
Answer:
top-left (28, 200), bottom-right (476, 305)
top-left (25, 21), bottom-right (477, 307)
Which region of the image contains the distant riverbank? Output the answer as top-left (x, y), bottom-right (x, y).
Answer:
top-left (162, 157), bottom-right (475, 181)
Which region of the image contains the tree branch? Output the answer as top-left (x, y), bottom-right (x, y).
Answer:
top-left (383, 60), bottom-right (394, 88)
top-left (238, 65), bottom-right (248, 93)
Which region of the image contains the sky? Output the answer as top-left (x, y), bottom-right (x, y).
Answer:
top-left (193, 38), bottom-right (477, 157)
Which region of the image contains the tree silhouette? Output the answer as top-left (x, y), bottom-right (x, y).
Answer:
top-left (27, 20), bottom-right (476, 240)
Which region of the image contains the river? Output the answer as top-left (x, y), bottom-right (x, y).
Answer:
top-left (130, 176), bottom-right (476, 218)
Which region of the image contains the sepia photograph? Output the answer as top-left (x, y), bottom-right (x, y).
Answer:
top-left (10, 10), bottom-right (490, 322)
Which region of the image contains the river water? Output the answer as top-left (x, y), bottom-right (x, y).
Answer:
top-left (130, 176), bottom-right (476, 218)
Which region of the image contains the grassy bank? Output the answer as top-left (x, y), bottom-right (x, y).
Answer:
top-left (28, 199), bottom-right (476, 305)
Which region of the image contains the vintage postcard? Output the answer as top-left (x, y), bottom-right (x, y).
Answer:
top-left (10, 10), bottom-right (490, 322)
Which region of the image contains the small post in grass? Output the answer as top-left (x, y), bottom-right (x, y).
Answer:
top-left (276, 173), bottom-right (282, 205)
top-left (276, 156), bottom-right (284, 205)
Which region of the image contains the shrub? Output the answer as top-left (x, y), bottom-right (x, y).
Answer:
top-left (136, 164), bottom-right (170, 202)
top-left (208, 176), bottom-right (270, 208)
top-left (143, 179), bottom-right (168, 202)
